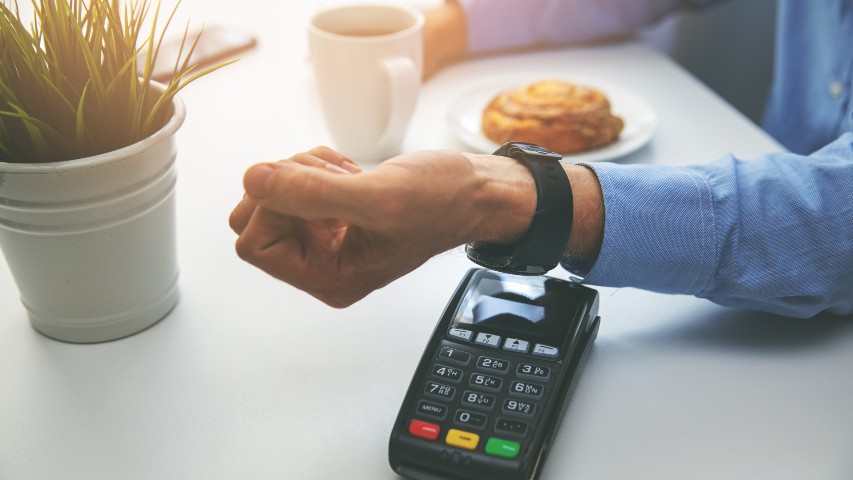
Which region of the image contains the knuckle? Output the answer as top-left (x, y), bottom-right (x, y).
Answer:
top-left (309, 145), bottom-right (335, 157)
top-left (234, 235), bottom-right (257, 262)
top-left (266, 166), bottom-right (305, 202)
top-left (322, 296), bottom-right (354, 309)
top-left (289, 151), bottom-right (315, 162)
top-left (228, 211), bottom-right (240, 231)
top-left (308, 276), bottom-right (360, 309)
top-left (228, 205), bottom-right (250, 232)
top-left (284, 171), bottom-right (325, 212)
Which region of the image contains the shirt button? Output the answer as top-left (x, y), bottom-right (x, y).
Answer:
top-left (828, 81), bottom-right (843, 99)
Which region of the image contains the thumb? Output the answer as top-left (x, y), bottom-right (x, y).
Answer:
top-left (243, 161), bottom-right (374, 222)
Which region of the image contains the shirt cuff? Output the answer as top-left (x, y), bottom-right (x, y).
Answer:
top-left (578, 161), bottom-right (718, 295)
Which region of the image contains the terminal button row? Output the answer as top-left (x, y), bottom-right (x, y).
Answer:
top-left (446, 327), bottom-right (559, 359)
top-left (408, 419), bottom-right (521, 459)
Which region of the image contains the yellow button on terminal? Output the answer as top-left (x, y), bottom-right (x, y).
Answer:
top-left (445, 429), bottom-right (480, 451)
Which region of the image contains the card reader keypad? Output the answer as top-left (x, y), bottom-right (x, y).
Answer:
top-left (392, 270), bottom-right (600, 480)
top-left (410, 333), bottom-right (556, 460)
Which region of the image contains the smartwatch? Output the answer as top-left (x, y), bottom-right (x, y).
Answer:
top-left (465, 142), bottom-right (573, 276)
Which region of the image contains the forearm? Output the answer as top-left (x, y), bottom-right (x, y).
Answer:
top-left (584, 133), bottom-right (853, 318)
top-left (694, 135), bottom-right (853, 317)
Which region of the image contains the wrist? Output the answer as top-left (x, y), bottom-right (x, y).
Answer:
top-left (563, 164), bottom-right (604, 261)
top-left (464, 152), bottom-right (536, 245)
top-left (464, 154), bottom-right (603, 263)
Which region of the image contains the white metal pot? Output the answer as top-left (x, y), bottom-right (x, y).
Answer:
top-left (0, 92), bottom-right (185, 343)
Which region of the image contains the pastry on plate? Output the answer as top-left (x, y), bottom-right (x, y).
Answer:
top-left (481, 79), bottom-right (624, 154)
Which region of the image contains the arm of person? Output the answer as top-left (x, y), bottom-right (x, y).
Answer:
top-left (229, 147), bottom-right (602, 308)
top-left (231, 132), bottom-right (853, 317)
top-left (424, 0), bottom-right (718, 77)
top-left (583, 132), bottom-right (853, 317)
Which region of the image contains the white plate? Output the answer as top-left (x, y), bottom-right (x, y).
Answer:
top-left (447, 74), bottom-right (658, 162)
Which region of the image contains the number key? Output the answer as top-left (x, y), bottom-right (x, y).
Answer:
top-left (431, 364), bottom-right (463, 383)
top-left (469, 373), bottom-right (502, 391)
top-left (502, 399), bottom-right (536, 417)
top-left (477, 356), bottom-right (510, 374)
top-left (424, 381), bottom-right (456, 400)
top-left (439, 347), bottom-right (472, 365)
top-left (454, 410), bottom-right (487, 429)
top-left (461, 391), bottom-right (496, 411)
top-left (509, 381), bottom-right (543, 399)
top-left (516, 363), bottom-right (550, 381)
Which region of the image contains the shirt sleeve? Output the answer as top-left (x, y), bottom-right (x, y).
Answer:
top-left (580, 132), bottom-right (853, 318)
top-left (456, 0), bottom-right (717, 53)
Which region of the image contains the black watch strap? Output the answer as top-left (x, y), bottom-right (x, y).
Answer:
top-left (465, 142), bottom-right (573, 276)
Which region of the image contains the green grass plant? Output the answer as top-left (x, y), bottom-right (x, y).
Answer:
top-left (0, 0), bottom-right (233, 163)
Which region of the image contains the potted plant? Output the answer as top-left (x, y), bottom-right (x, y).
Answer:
top-left (0, 0), bottom-right (232, 342)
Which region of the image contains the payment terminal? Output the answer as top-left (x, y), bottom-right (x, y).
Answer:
top-left (389, 268), bottom-right (600, 480)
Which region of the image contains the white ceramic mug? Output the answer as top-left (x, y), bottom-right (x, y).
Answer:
top-left (308, 3), bottom-right (424, 163)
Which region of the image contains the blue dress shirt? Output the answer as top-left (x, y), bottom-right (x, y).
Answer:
top-left (459, 0), bottom-right (853, 317)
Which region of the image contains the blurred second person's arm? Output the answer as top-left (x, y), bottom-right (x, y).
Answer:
top-left (424, 0), bottom-right (718, 78)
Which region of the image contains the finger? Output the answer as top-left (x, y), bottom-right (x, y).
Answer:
top-left (235, 206), bottom-right (300, 266)
top-left (307, 146), bottom-right (362, 173)
top-left (243, 161), bottom-right (377, 223)
top-left (229, 193), bottom-right (258, 235)
top-left (233, 147), bottom-right (359, 234)
top-left (289, 152), bottom-right (354, 175)
top-left (235, 210), bottom-right (345, 302)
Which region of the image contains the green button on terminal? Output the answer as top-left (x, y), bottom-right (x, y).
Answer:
top-left (485, 437), bottom-right (521, 459)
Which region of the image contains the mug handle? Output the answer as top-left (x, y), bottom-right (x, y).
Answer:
top-left (377, 55), bottom-right (420, 151)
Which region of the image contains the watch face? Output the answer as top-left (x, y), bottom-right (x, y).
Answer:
top-left (465, 242), bottom-right (552, 276)
top-left (499, 142), bottom-right (562, 161)
top-left (465, 241), bottom-right (512, 269)
top-left (496, 264), bottom-right (550, 276)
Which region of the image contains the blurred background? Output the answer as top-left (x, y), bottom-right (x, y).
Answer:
top-left (641, 0), bottom-right (777, 124)
top-left (342, 0), bottom-right (779, 125)
top-left (10, 0), bottom-right (777, 125)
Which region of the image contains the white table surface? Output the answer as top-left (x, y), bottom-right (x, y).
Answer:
top-left (2, 2), bottom-right (853, 479)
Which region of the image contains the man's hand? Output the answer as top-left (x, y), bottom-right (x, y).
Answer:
top-left (229, 146), bottom-right (538, 307)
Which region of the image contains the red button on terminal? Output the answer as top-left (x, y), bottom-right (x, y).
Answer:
top-left (409, 419), bottom-right (440, 441)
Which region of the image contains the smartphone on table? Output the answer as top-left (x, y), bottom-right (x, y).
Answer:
top-left (146, 26), bottom-right (256, 82)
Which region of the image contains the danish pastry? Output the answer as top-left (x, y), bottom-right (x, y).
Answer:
top-left (482, 79), bottom-right (624, 154)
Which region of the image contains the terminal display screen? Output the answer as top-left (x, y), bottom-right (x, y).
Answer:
top-left (452, 271), bottom-right (578, 341)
